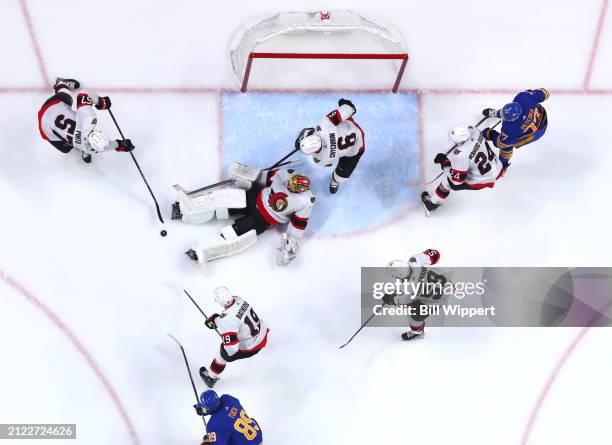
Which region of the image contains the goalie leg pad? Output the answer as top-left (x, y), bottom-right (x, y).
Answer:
top-left (177, 188), bottom-right (247, 224)
top-left (199, 226), bottom-right (257, 263)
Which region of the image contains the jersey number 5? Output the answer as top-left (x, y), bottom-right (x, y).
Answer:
top-left (54, 115), bottom-right (76, 144)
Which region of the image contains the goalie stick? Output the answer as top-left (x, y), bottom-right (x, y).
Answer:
top-left (424, 118), bottom-right (501, 186)
top-left (167, 334), bottom-right (207, 427)
top-left (175, 159), bottom-right (301, 197)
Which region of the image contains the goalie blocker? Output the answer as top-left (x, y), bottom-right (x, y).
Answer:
top-left (173, 163), bottom-right (315, 267)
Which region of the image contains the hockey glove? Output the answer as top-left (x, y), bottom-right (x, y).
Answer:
top-left (338, 98), bottom-right (356, 113)
top-left (201, 434), bottom-right (216, 444)
top-left (95, 96), bottom-right (112, 110)
top-left (434, 153), bottom-right (451, 170)
top-left (482, 128), bottom-right (495, 141)
top-left (382, 293), bottom-right (396, 306)
top-left (193, 404), bottom-right (205, 416)
top-left (482, 108), bottom-right (498, 118)
top-left (205, 314), bottom-right (219, 330)
top-left (115, 139), bottom-right (135, 152)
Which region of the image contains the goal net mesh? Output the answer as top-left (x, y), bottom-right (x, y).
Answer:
top-left (230, 10), bottom-right (408, 88)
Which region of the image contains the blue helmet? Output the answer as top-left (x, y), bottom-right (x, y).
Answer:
top-left (199, 390), bottom-right (221, 413)
top-left (501, 102), bottom-right (522, 122)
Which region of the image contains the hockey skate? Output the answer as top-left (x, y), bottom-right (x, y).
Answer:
top-left (401, 328), bottom-right (425, 341)
top-left (54, 77), bottom-right (80, 92)
top-left (171, 202), bottom-right (182, 220)
top-left (421, 191), bottom-right (439, 217)
top-left (329, 179), bottom-right (339, 194)
top-left (81, 152), bottom-right (92, 164)
top-left (199, 366), bottom-right (220, 388)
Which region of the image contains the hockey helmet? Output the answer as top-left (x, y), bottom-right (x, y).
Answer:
top-left (87, 130), bottom-right (110, 152)
top-left (448, 126), bottom-right (471, 145)
top-left (501, 102), bottom-right (522, 122)
top-left (213, 286), bottom-right (234, 307)
top-left (287, 174), bottom-right (310, 193)
top-left (300, 134), bottom-right (323, 154)
top-left (199, 390), bottom-right (221, 413)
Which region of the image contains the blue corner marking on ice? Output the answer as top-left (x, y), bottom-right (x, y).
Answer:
top-left (222, 92), bottom-right (421, 237)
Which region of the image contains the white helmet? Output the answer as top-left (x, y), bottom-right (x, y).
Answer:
top-left (300, 134), bottom-right (323, 155)
top-left (87, 130), bottom-right (110, 152)
top-left (448, 126), bottom-right (472, 145)
top-left (213, 286), bottom-right (234, 307)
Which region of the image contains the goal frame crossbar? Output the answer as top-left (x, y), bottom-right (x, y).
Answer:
top-left (240, 52), bottom-right (409, 93)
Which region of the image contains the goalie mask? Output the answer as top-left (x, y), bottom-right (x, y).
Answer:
top-left (300, 134), bottom-right (323, 155)
top-left (87, 130), bottom-right (110, 152)
top-left (287, 174), bottom-right (310, 193)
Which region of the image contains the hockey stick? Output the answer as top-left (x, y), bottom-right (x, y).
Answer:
top-left (181, 159), bottom-right (301, 197)
top-left (107, 109), bottom-right (165, 224)
top-left (424, 118), bottom-right (502, 186)
top-left (266, 147), bottom-right (301, 171)
top-left (167, 334), bottom-right (207, 427)
top-left (339, 266), bottom-right (429, 349)
top-left (338, 310), bottom-right (381, 349)
top-left (166, 282), bottom-right (223, 337)
top-left (182, 288), bottom-right (222, 336)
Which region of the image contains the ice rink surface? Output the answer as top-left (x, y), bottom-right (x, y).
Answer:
top-left (1, 0), bottom-right (612, 444)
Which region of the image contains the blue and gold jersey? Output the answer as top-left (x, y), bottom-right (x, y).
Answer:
top-left (203, 395), bottom-right (262, 445)
top-left (487, 88), bottom-right (549, 157)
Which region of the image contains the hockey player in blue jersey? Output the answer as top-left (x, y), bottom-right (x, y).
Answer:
top-left (481, 88), bottom-right (550, 176)
top-left (194, 390), bottom-right (263, 445)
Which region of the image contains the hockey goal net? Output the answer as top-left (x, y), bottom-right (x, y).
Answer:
top-left (230, 10), bottom-right (409, 93)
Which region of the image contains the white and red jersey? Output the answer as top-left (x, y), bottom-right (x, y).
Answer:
top-left (38, 91), bottom-right (112, 154)
top-left (216, 296), bottom-right (269, 356)
top-left (255, 168), bottom-right (316, 238)
top-left (446, 128), bottom-right (502, 188)
top-left (310, 104), bottom-right (365, 167)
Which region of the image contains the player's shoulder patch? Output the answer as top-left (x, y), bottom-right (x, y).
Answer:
top-left (310, 196), bottom-right (316, 203)
top-left (453, 149), bottom-right (460, 155)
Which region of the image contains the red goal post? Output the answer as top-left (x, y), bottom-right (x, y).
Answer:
top-left (230, 10), bottom-right (409, 93)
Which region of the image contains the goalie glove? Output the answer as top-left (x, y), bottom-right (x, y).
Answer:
top-left (277, 233), bottom-right (299, 266)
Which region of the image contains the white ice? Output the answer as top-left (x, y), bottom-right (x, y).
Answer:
top-left (1, 1), bottom-right (611, 444)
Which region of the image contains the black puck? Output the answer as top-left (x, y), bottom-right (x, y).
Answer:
top-left (160, 230), bottom-right (167, 237)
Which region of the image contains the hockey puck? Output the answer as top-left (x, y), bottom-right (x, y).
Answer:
top-left (160, 230), bottom-right (167, 237)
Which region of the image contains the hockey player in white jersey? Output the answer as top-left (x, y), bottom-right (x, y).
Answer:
top-left (38, 77), bottom-right (134, 163)
top-left (384, 249), bottom-right (442, 340)
top-left (174, 164), bottom-right (315, 267)
top-left (199, 286), bottom-right (269, 388)
top-left (296, 98), bottom-right (365, 194)
top-left (421, 126), bottom-right (503, 214)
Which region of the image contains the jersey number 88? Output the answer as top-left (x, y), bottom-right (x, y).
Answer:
top-left (233, 409), bottom-right (260, 440)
